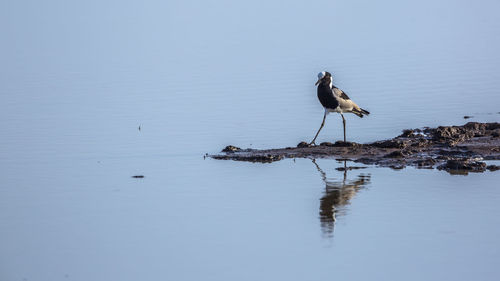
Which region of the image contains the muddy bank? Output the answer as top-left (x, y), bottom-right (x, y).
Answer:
top-left (210, 122), bottom-right (500, 174)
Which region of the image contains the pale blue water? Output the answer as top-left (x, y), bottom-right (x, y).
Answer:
top-left (1, 0), bottom-right (500, 280)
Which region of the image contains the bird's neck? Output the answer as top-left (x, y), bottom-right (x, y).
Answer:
top-left (318, 82), bottom-right (332, 91)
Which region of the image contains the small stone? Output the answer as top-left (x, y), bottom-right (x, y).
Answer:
top-left (370, 139), bottom-right (408, 149)
top-left (438, 159), bottom-right (486, 172)
top-left (399, 129), bottom-right (415, 138)
top-left (297, 141), bottom-right (311, 148)
top-left (463, 115), bottom-right (472, 119)
top-left (222, 145), bottom-right (241, 153)
top-left (333, 141), bottom-right (359, 147)
top-left (486, 165), bottom-right (500, 171)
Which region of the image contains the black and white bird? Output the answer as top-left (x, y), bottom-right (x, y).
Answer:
top-left (310, 71), bottom-right (370, 145)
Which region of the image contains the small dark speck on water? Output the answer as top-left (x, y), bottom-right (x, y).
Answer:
top-left (132, 175), bottom-right (144, 178)
top-left (138, 125), bottom-right (141, 131)
top-left (464, 115), bottom-right (473, 119)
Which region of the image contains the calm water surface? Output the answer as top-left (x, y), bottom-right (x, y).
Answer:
top-left (1, 0), bottom-right (500, 280)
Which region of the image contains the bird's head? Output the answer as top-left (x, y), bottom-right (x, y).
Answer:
top-left (315, 71), bottom-right (332, 86)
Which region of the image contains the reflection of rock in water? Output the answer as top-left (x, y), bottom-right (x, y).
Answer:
top-left (312, 159), bottom-right (371, 236)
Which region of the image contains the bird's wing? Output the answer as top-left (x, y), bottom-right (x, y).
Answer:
top-left (333, 87), bottom-right (363, 113)
top-left (333, 87), bottom-right (351, 100)
top-left (337, 96), bottom-right (357, 111)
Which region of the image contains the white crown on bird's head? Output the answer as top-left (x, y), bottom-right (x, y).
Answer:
top-left (315, 71), bottom-right (333, 86)
top-left (317, 71), bottom-right (332, 79)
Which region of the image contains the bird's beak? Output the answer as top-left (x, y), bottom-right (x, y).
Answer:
top-left (315, 78), bottom-right (321, 86)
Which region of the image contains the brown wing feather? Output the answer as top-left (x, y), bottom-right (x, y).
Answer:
top-left (333, 87), bottom-right (350, 100)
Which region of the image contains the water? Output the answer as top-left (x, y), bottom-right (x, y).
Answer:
top-left (1, 0), bottom-right (500, 280)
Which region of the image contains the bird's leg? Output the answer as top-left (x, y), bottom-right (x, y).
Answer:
top-left (310, 110), bottom-right (327, 145)
top-left (340, 113), bottom-right (346, 143)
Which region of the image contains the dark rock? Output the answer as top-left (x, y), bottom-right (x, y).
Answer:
top-left (319, 141), bottom-right (359, 147)
top-left (399, 129), bottom-right (415, 138)
top-left (245, 154), bottom-right (284, 163)
top-left (429, 123), bottom-right (494, 145)
top-left (487, 165), bottom-right (500, 171)
top-left (370, 139), bottom-right (408, 149)
top-left (402, 149), bottom-right (413, 155)
top-left (432, 126), bottom-right (467, 144)
top-left (411, 139), bottom-right (429, 147)
top-left (463, 115), bottom-right (472, 119)
top-left (436, 155), bottom-right (452, 160)
top-left (492, 131), bottom-right (500, 138)
top-left (297, 141), bottom-right (311, 148)
top-left (222, 145), bottom-right (241, 153)
top-left (333, 141), bottom-right (360, 147)
top-left (437, 149), bottom-right (473, 157)
top-left (486, 123), bottom-right (500, 130)
top-left (437, 159), bottom-right (487, 172)
top-left (414, 158), bottom-right (436, 168)
top-left (464, 122), bottom-right (487, 131)
top-left (132, 175), bottom-right (144, 178)
top-left (484, 155), bottom-right (500, 160)
top-left (384, 150), bottom-right (405, 158)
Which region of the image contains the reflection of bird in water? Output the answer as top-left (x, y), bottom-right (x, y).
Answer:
top-left (312, 159), bottom-right (371, 236)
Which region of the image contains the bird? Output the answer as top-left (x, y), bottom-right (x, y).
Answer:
top-left (310, 71), bottom-right (370, 145)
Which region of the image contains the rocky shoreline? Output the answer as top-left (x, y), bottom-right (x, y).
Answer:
top-left (210, 122), bottom-right (500, 174)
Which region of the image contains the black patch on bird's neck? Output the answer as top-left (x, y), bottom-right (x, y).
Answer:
top-left (318, 79), bottom-right (331, 87)
top-left (317, 82), bottom-right (339, 110)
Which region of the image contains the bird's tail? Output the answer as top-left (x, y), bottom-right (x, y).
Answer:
top-left (352, 107), bottom-right (370, 118)
top-left (360, 108), bottom-right (370, 115)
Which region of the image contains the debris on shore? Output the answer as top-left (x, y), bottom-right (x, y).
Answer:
top-left (210, 122), bottom-right (500, 174)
